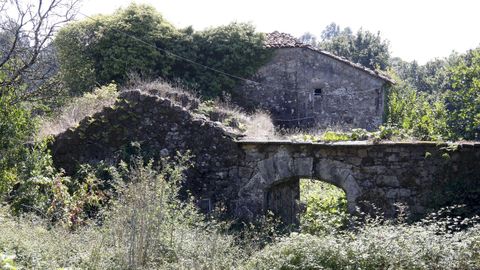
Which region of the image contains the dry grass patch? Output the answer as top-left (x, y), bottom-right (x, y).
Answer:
top-left (39, 79), bottom-right (277, 140)
top-left (37, 83), bottom-right (118, 138)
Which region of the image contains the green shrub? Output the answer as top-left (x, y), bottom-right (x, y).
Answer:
top-left (0, 154), bottom-right (244, 269)
top-left (445, 47), bottom-right (480, 140)
top-left (55, 4), bottom-right (177, 95)
top-left (385, 75), bottom-right (450, 141)
top-left (246, 221), bottom-right (480, 269)
top-left (7, 139), bottom-right (106, 228)
top-left (0, 89), bottom-right (35, 195)
top-left (55, 4), bottom-right (271, 98)
top-left (0, 253), bottom-right (16, 270)
top-left (300, 180), bottom-right (348, 235)
top-left (321, 131), bottom-right (351, 142)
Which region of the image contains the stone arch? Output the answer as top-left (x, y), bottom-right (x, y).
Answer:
top-left (238, 145), bottom-right (365, 223)
top-left (265, 176), bottom-right (352, 225)
top-left (312, 158), bottom-right (362, 213)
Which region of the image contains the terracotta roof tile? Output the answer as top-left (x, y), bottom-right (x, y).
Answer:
top-left (265, 31), bottom-right (395, 84)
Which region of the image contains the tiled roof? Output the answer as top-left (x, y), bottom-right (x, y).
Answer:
top-left (265, 31), bottom-right (395, 84)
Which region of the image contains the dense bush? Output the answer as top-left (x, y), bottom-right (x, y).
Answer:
top-left (385, 76), bottom-right (450, 140)
top-left (300, 180), bottom-right (348, 235)
top-left (0, 155), bottom-right (244, 269)
top-left (246, 219), bottom-right (480, 269)
top-left (176, 23), bottom-right (271, 98)
top-left (55, 4), bottom-right (271, 98)
top-left (386, 47), bottom-right (480, 141)
top-left (445, 48), bottom-right (480, 140)
top-left (0, 89), bottom-right (34, 195)
top-left (55, 4), bottom-right (177, 95)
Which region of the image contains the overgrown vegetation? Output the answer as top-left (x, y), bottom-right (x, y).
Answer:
top-left (38, 83), bottom-right (119, 138)
top-left (246, 218), bottom-right (480, 269)
top-left (1, 1), bottom-right (480, 269)
top-left (300, 179), bottom-right (348, 234)
top-left (55, 3), bottom-right (272, 98)
top-left (0, 155), bottom-right (244, 269)
top-left (0, 89), bottom-right (35, 195)
top-left (0, 157), bottom-right (479, 269)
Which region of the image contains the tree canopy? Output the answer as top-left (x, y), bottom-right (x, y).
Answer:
top-left (445, 48), bottom-right (480, 140)
top-left (315, 22), bottom-right (390, 70)
top-left (55, 4), bottom-right (271, 98)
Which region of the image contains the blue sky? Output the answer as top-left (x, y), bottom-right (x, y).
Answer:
top-left (81, 0), bottom-right (480, 64)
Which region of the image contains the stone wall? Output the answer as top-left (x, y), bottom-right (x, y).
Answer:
top-left (234, 141), bottom-right (480, 223)
top-left (51, 90), bottom-right (480, 224)
top-left (51, 89), bottom-right (245, 214)
top-left (235, 48), bottom-right (389, 130)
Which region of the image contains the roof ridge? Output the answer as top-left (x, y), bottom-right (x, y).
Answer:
top-left (265, 31), bottom-right (395, 84)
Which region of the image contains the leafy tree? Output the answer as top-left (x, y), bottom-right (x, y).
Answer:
top-left (173, 22), bottom-right (270, 98)
top-left (320, 22), bottom-right (341, 41)
top-left (0, 0), bottom-right (79, 103)
top-left (318, 23), bottom-right (390, 70)
top-left (55, 3), bottom-right (178, 95)
top-left (390, 57), bottom-right (452, 93)
top-left (56, 4), bottom-right (271, 98)
top-left (299, 32), bottom-right (317, 46)
top-left (385, 72), bottom-right (449, 140)
top-left (445, 48), bottom-right (480, 140)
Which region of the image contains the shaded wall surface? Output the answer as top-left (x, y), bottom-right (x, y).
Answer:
top-left (235, 48), bottom-right (389, 130)
top-left (51, 90), bottom-right (245, 212)
top-left (235, 141), bottom-right (480, 223)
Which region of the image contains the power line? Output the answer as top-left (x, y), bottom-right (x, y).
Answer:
top-left (78, 11), bottom-right (384, 97)
top-left (76, 11), bottom-right (385, 124)
top-left (78, 12), bottom-right (262, 86)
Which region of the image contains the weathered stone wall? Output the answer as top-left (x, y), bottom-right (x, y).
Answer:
top-left (51, 89), bottom-right (245, 213)
top-left (234, 141), bottom-right (480, 223)
top-left (51, 90), bottom-right (480, 224)
top-left (235, 48), bottom-right (388, 130)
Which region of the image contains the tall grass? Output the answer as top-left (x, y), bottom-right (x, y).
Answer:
top-left (0, 155), bottom-right (244, 269)
top-left (38, 79), bottom-right (277, 140)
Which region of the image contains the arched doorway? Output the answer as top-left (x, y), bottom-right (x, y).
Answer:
top-left (265, 177), bottom-right (348, 227)
top-left (265, 177), bottom-right (300, 225)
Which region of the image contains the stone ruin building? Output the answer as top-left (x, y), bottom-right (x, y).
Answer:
top-left (50, 32), bottom-right (480, 225)
top-left (51, 89), bottom-right (480, 225)
top-left (235, 31), bottom-right (394, 130)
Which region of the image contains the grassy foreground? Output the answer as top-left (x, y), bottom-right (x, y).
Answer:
top-left (0, 158), bottom-right (479, 269)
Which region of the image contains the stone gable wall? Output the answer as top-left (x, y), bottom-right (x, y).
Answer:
top-left (235, 48), bottom-right (388, 130)
top-left (51, 89), bottom-right (245, 213)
